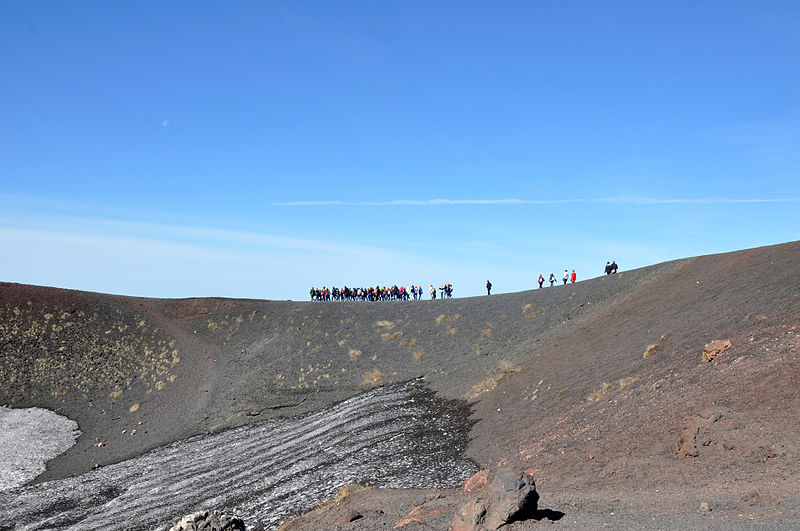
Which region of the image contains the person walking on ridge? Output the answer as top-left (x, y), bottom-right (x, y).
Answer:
top-left (570, 269), bottom-right (577, 283)
top-left (538, 274), bottom-right (544, 288)
top-left (563, 270), bottom-right (569, 285)
top-left (486, 280), bottom-right (492, 295)
top-left (549, 272), bottom-right (556, 286)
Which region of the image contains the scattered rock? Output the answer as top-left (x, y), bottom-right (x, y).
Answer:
top-left (394, 504), bottom-right (441, 527)
top-left (463, 470), bottom-right (489, 493)
top-left (702, 339), bottom-right (731, 363)
top-left (454, 468), bottom-right (538, 531)
top-left (674, 406), bottom-right (732, 459)
top-left (699, 502), bottom-right (710, 513)
top-left (168, 510), bottom-right (245, 531)
top-left (341, 509), bottom-right (362, 523)
top-left (736, 491), bottom-right (782, 509)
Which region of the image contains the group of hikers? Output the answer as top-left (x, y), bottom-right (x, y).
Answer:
top-left (487, 268), bottom-right (578, 294)
top-left (528, 261), bottom-right (618, 290)
top-left (311, 261), bottom-right (619, 301)
top-left (310, 283), bottom-right (454, 302)
top-left (488, 261), bottom-right (619, 293)
top-left (532, 269), bottom-right (577, 289)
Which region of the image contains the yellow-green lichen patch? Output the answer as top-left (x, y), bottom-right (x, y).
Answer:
top-left (0, 301), bottom-right (182, 400)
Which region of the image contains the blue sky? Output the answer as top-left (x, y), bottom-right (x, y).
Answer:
top-left (1, 2), bottom-right (798, 299)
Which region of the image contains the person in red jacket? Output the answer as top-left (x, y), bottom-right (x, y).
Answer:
top-left (570, 270), bottom-right (577, 283)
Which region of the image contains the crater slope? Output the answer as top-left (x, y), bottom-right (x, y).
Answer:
top-left (1, 240), bottom-right (799, 528)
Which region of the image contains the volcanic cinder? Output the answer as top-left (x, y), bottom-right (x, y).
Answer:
top-left (1, 241), bottom-right (799, 529)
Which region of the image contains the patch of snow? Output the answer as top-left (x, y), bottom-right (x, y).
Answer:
top-left (0, 406), bottom-right (80, 490)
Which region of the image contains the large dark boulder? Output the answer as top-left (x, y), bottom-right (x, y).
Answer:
top-left (454, 468), bottom-right (538, 531)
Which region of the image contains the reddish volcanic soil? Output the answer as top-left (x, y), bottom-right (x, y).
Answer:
top-left (2, 241), bottom-right (799, 529)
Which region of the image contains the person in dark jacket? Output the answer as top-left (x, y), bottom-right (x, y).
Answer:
top-left (486, 280), bottom-right (492, 295)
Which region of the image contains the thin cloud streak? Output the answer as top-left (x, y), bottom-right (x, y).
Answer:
top-left (273, 197), bottom-right (800, 207)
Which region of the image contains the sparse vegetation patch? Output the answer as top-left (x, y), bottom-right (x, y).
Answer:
top-left (0, 301), bottom-right (181, 399)
top-left (361, 369), bottom-right (383, 387)
top-left (588, 383), bottom-right (613, 402)
top-left (108, 389), bottom-right (124, 400)
top-left (467, 361), bottom-right (520, 398)
top-left (435, 314), bottom-right (462, 324)
top-left (643, 344), bottom-right (660, 359)
top-left (381, 331), bottom-right (403, 342)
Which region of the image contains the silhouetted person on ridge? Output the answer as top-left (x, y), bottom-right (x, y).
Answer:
top-left (486, 280), bottom-right (492, 295)
top-left (610, 261), bottom-right (618, 274)
top-left (549, 272), bottom-right (556, 286)
top-left (538, 274), bottom-right (544, 288)
top-left (563, 270), bottom-right (569, 285)
top-left (605, 261), bottom-right (612, 275)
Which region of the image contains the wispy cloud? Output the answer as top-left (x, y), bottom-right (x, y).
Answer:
top-left (273, 196), bottom-right (800, 207)
top-left (273, 198), bottom-right (579, 206)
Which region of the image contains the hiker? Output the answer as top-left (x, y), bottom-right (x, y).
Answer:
top-left (571, 270), bottom-right (577, 283)
top-left (549, 272), bottom-right (556, 286)
top-left (610, 261), bottom-right (618, 274)
top-left (538, 274), bottom-right (544, 288)
top-left (605, 261), bottom-right (612, 275)
top-left (486, 280), bottom-right (492, 295)
top-left (430, 284), bottom-right (436, 300)
top-left (562, 270), bottom-right (569, 285)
